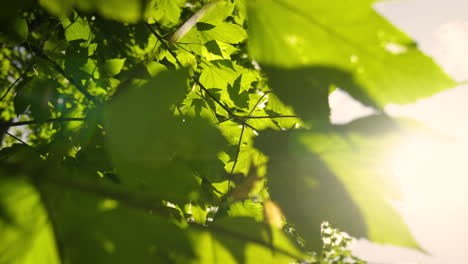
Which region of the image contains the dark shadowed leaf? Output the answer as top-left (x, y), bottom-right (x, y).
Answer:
top-left (39, 180), bottom-right (194, 264)
top-left (105, 70), bottom-right (227, 202)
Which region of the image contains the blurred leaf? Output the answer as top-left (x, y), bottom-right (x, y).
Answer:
top-left (0, 17), bottom-right (28, 45)
top-left (187, 217), bottom-right (306, 264)
top-left (40, 180), bottom-right (194, 264)
top-left (105, 70), bottom-right (227, 202)
top-left (247, 0), bottom-right (455, 118)
top-left (147, 0), bottom-right (185, 27)
top-left (40, 0), bottom-right (142, 22)
top-left (14, 77), bottom-right (60, 121)
top-left (256, 115), bottom-right (422, 251)
top-left (0, 176), bottom-right (59, 264)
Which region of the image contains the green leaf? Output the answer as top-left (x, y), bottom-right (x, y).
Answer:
top-left (105, 70), bottom-right (227, 202)
top-left (255, 115), bottom-right (421, 251)
top-left (198, 1), bottom-right (235, 25)
top-left (64, 43), bottom-right (99, 82)
top-left (227, 75), bottom-right (250, 109)
top-left (62, 16), bottom-right (91, 42)
top-left (263, 67), bottom-right (354, 123)
top-left (0, 17), bottom-right (28, 45)
top-left (0, 176), bottom-right (59, 264)
top-left (262, 93), bottom-right (300, 130)
top-left (218, 200), bottom-right (264, 222)
top-left (147, 0), bottom-right (185, 27)
top-left (89, 0), bottom-right (142, 22)
top-left (187, 217), bottom-right (306, 264)
top-left (14, 77), bottom-right (60, 122)
top-left (39, 0), bottom-right (74, 17)
top-left (198, 22), bottom-right (247, 44)
top-left (39, 180), bottom-right (194, 264)
top-left (247, 0), bottom-right (455, 117)
top-left (42, 0), bottom-right (142, 22)
top-left (100, 58), bottom-right (126, 77)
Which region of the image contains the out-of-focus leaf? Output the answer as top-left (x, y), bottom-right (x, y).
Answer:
top-left (218, 200), bottom-right (264, 222)
top-left (198, 1), bottom-right (234, 25)
top-left (0, 174), bottom-right (59, 264)
top-left (105, 70), bottom-right (227, 202)
top-left (186, 217), bottom-right (307, 264)
top-left (247, 0), bottom-right (455, 121)
top-left (39, 0), bottom-right (74, 17)
top-left (147, 0), bottom-right (185, 27)
top-left (40, 179), bottom-right (194, 264)
top-left (14, 77), bottom-right (59, 121)
top-left (41, 0), bottom-right (143, 22)
top-left (0, 17), bottom-right (28, 45)
top-left (256, 115), bottom-right (422, 251)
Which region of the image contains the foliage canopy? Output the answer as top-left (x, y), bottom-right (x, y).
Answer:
top-left (0, 0), bottom-right (454, 263)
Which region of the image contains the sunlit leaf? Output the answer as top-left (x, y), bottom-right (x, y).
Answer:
top-left (256, 115), bottom-right (422, 251)
top-left (247, 0), bottom-right (455, 121)
top-left (186, 217), bottom-right (306, 264)
top-left (0, 168), bottom-right (59, 264)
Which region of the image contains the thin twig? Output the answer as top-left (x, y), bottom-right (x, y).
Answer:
top-left (4, 117), bottom-right (86, 127)
top-left (245, 115), bottom-right (298, 119)
top-left (227, 92), bottom-right (270, 192)
top-left (228, 124), bottom-right (245, 193)
top-left (0, 62), bottom-right (35, 102)
top-left (5, 131), bottom-right (41, 153)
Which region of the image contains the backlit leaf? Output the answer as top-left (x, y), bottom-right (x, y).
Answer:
top-left (247, 0), bottom-right (455, 121)
top-left (256, 115), bottom-right (422, 251)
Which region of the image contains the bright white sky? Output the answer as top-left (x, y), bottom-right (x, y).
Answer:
top-left (329, 0), bottom-right (468, 263)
